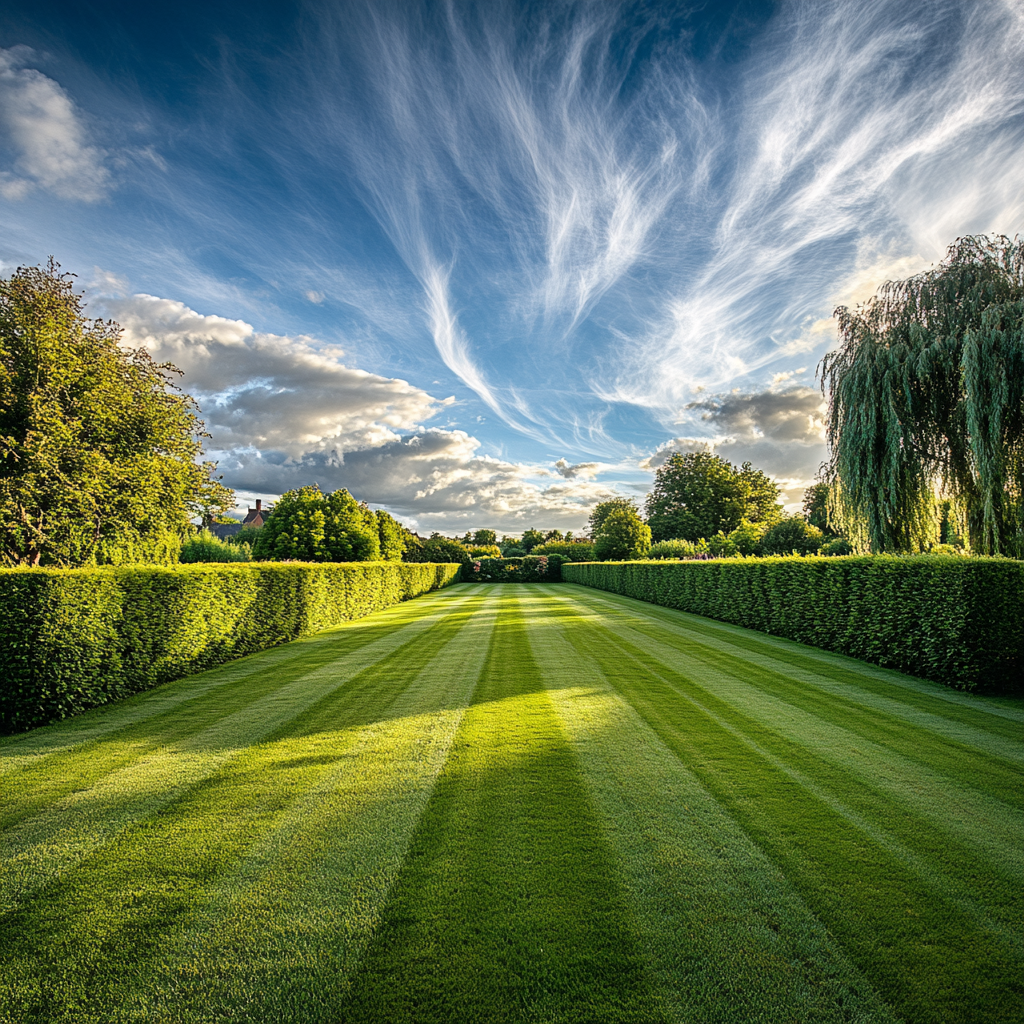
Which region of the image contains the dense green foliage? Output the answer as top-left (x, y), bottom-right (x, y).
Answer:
top-left (467, 544), bottom-right (503, 558)
top-left (405, 535), bottom-right (472, 566)
top-left (644, 452), bottom-right (783, 542)
top-left (1, 586), bottom-right (1018, 1023)
top-left (759, 516), bottom-right (825, 555)
top-left (0, 561), bottom-right (461, 732)
top-left (530, 540), bottom-right (595, 561)
top-left (179, 531), bottom-right (253, 563)
top-left (0, 261), bottom-right (233, 567)
top-left (251, 486), bottom-right (380, 562)
top-left (822, 234), bottom-right (1024, 555)
top-left (802, 483), bottom-right (837, 535)
top-left (593, 507), bottom-right (651, 561)
top-left (563, 556), bottom-right (1023, 692)
top-left (518, 528), bottom-right (546, 552)
top-left (375, 510), bottom-right (405, 561)
top-left (464, 555), bottom-right (565, 582)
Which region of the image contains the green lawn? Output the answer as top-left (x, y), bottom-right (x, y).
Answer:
top-left (1, 584), bottom-right (1020, 1023)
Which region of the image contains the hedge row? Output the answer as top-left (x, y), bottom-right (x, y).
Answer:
top-left (0, 561), bottom-right (461, 733)
top-left (562, 556), bottom-right (1024, 693)
top-left (464, 554), bottom-right (566, 583)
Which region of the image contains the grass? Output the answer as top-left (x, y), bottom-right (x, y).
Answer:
top-left (1, 583), bottom-right (1020, 1023)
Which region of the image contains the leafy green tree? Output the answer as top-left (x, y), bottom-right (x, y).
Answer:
top-left (644, 452), bottom-right (782, 542)
top-left (802, 483), bottom-right (834, 535)
top-left (252, 486), bottom-right (379, 561)
top-left (588, 498), bottom-right (641, 538)
top-left (520, 528), bottom-right (545, 552)
top-left (727, 519), bottom-right (768, 555)
top-left (375, 509), bottom-right (405, 561)
top-left (544, 529), bottom-right (564, 542)
top-left (471, 529), bottom-right (497, 546)
top-left (822, 234), bottom-right (1024, 555)
top-left (759, 517), bottom-right (824, 556)
top-left (415, 536), bottom-right (471, 565)
top-left (592, 504), bottom-right (651, 560)
top-left (0, 260), bottom-right (233, 566)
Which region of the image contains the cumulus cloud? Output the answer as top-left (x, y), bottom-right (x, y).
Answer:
top-left (0, 46), bottom-right (110, 201)
top-left (97, 288), bottom-right (615, 531)
top-left (686, 387), bottom-right (826, 445)
top-left (101, 292), bottom-right (451, 455)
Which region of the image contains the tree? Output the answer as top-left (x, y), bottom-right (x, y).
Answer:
top-left (520, 528), bottom-right (545, 552)
top-left (472, 529), bottom-right (497, 546)
top-left (592, 504), bottom-right (651, 561)
top-left (376, 509), bottom-right (405, 561)
top-left (821, 235), bottom-right (1024, 555)
top-left (0, 261), bottom-right (233, 566)
top-left (544, 529), bottom-right (564, 542)
top-left (802, 483), bottom-right (834, 535)
top-left (251, 485), bottom-right (379, 561)
top-left (760, 517), bottom-right (824, 556)
top-left (644, 451), bottom-right (781, 542)
top-left (404, 535), bottom-right (471, 565)
top-left (588, 497), bottom-right (641, 537)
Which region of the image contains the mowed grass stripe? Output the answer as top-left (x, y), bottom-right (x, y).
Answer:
top-left (564, 585), bottom-right (1024, 737)
top-left (523, 586), bottom-right (898, 1024)
top-left (568, 589), bottom-right (1024, 793)
top-left (553, 599), bottom-right (1022, 1023)
top-left (0, 588), bottom-right (492, 1023)
top-left (0, 589), bottom-right (483, 917)
top-left (566, 597), bottom-right (1022, 882)
top-left (107, 590), bottom-right (503, 1024)
top-left (335, 591), bottom-right (658, 1024)
top-left (0, 585), bottom-right (478, 784)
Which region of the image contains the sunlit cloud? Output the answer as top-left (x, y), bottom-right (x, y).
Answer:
top-left (0, 46), bottom-right (110, 201)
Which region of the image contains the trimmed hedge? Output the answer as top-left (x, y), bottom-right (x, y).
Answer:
top-left (562, 556), bottom-right (1024, 693)
top-left (465, 555), bottom-right (565, 583)
top-left (0, 561), bottom-right (461, 733)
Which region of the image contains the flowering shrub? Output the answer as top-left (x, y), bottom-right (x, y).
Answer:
top-left (464, 554), bottom-right (565, 582)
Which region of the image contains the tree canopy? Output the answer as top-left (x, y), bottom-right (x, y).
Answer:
top-left (644, 451), bottom-right (782, 542)
top-left (0, 261), bottom-right (233, 566)
top-left (821, 235), bottom-right (1024, 555)
top-left (251, 485), bottom-right (380, 562)
top-left (590, 500), bottom-right (651, 560)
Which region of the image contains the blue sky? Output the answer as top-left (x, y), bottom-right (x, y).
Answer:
top-left (2, 0), bottom-right (1022, 533)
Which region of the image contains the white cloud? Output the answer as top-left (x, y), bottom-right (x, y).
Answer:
top-left (0, 46), bottom-right (110, 201)
top-left (552, 458), bottom-right (601, 480)
top-left (101, 292), bottom-right (451, 455)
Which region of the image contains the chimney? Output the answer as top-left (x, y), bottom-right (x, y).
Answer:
top-left (256, 499), bottom-right (262, 513)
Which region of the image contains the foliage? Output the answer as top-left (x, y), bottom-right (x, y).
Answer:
top-left (705, 532), bottom-right (737, 557)
top-left (251, 486), bottom-right (380, 562)
top-left (465, 554), bottom-right (566, 583)
top-left (467, 529), bottom-right (498, 546)
top-left (467, 544), bottom-right (503, 558)
top-left (0, 260), bottom-right (234, 567)
top-left (647, 538), bottom-right (708, 559)
top-left (588, 498), bottom-right (641, 538)
top-left (530, 541), bottom-right (595, 561)
top-left (759, 517), bottom-right (824, 556)
top-left (519, 529), bottom-right (546, 552)
top-left (727, 519), bottom-right (768, 555)
top-left (821, 234), bottom-right (1024, 556)
top-left (819, 537), bottom-right (854, 557)
top-left (544, 529), bottom-right (564, 542)
top-left (802, 483), bottom-right (837, 535)
top-left (644, 451), bottom-right (782, 542)
top-left (223, 524), bottom-right (262, 546)
top-left (404, 535), bottom-right (472, 567)
top-left (502, 546), bottom-right (526, 558)
top-left (375, 510), bottom-right (406, 562)
top-left (0, 561), bottom-right (462, 732)
top-left (592, 505), bottom-right (651, 561)
top-left (563, 556), bottom-right (1024, 693)
top-left (179, 531), bottom-right (252, 563)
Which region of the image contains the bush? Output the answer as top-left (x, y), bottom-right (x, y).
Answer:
top-left (468, 545), bottom-right (503, 558)
top-left (760, 517), bottom-right (824, 556)
top-left (530, 541), bottom-right (595, 561)
top-left (593, 507), bottom-right (651, 561)
top-left (819, 538), bottom-right (854, 557)
top-left (0, 561), bottom-right (462, 733)
top-left (501, 546), bottom-right (527, 558)
top-left (179, 531), bottom-right (252, 563)
top-left (648, 539), bottom-right (707, 560)
top-left (562, 556), bottom-right (1024, 693)
top-left (405, 536), bottom-right (472, 566)
top-left (465, 555), bottom-right (565, 583)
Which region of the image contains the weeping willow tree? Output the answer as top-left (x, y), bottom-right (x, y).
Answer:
top-left (820, 235), bottom-right (1024, 556)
